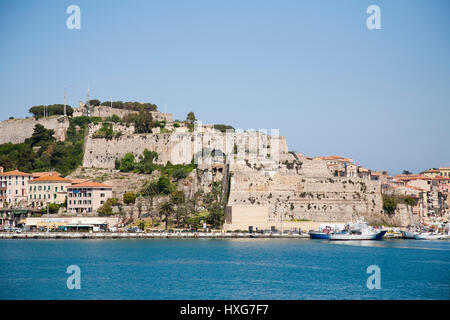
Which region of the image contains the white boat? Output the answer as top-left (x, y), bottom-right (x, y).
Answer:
top-left (414, 232), bottom-right (445, 240)
top-left (329, 220), bottom-right (386, 241)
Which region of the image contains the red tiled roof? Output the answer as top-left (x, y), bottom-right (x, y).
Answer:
top-left (0, 170), bottom-right (32, 176)
top-left (30, 175), bottom-right (71, 183)
top-left (32, 171), bottom-right (60, 178)
top-left (68, 182), bottom-right (112, 188)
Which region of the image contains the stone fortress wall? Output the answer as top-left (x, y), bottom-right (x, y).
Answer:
top-left (224, 154), bottom-right (384, 230)
top-left (0, 104), bottom-right (390, 228)
top-left (73, 105), bottom-right (172, 122)
top-left (0, 116), bottom-right (69, 144)
top-left (82, 122), bottom-right (289, 169)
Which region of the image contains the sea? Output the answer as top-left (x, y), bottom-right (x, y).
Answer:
top-left (0, 238), bottom-right (449, 300)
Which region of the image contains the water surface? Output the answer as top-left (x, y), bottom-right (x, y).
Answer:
top-left (0, 239), bottom-right (449, 299)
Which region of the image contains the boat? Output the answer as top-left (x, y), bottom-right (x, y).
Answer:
top-left (414, 232), bottom-right (445, 240)
top-left (402, 230), bottom-right (419, 239)
top-left (309, 231), bottom-right (330, 240)
top-left (309, 225), bottom-right (334, 239)
top-left (328, 220), bottom-right (387, 241)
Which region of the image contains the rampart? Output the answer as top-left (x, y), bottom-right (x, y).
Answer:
top-left (0, 116), bottom-right (69, 144)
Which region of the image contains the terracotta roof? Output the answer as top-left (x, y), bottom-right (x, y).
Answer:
top-left (424, 169), bottom-right (440, 173)
top-left (30, 175), bottom-right (71, 183)
top-left (32, 171), bottom-right (60, 178)
top-left (68, 182), bottom-right (112, 188)
top-left (0, 170), bottom-right (32, 176)
top-left (70, 179), bottom-right (91, 184)
top-left (434, 176), bottom-right (450, 180)
top-left (439, 167), bottom-right (450, 170)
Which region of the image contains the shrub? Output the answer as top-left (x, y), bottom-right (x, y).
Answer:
top-left (123, 192), bottom-right (137, 205)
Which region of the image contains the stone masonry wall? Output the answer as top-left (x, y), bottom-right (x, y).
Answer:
top-left (0, 116), bottom-right (70, 144)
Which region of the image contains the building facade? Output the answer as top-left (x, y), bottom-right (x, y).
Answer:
top-left (0, 170), bottom-right (32, 206)
top-left (67, 182), bottom-right (113, 214)
top-left (28, 175), bottom-right (72, 207)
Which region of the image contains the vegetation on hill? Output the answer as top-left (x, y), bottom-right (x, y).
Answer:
top-left (213, 124), bottom-right (235, 133)
top-left (99, 100), bottom-right (158, 112)
top-left (0, 116), bottom-right (97, 176)
top-left (29, 104), bottom-right (74, 118)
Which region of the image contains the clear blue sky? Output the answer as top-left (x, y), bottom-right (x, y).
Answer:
top-left (0, 0), bottom-right (449, 175)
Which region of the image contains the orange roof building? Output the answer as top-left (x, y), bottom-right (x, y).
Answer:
top-left (29, 175), bottom-right (72, 207)
top-left (67, 182), bottom-right (113, 214)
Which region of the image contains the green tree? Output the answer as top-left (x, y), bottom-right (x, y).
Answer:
top-left (141, 179), bottom-right (159, 207)
top-left (136, 149), bottom-right (158, 174)
top-left (157, 175), bottom-right (175, 195)
top-left (170, 190), bottom-right (185, 206)
top-left (134, 107), bottom-right (153, 133)
top-left (186, 112), bottom-right (196, 123)
top-left (26, 124), bottom-right (55, 148)
top-left (207, 202), bottom-right (224, 228)
top-left (123, 191), bottom-right (137, 205)
top-left (119, 153), bottom-right (136, 172)
top-left (383, 196), bottom-right (397, 214)
top-left (172, 168), bottom-right (188, 181)
top-left (160, 201), bottom-right (174, 231)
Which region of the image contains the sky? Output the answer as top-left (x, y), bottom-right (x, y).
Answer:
top-left (0, 0), bottom-right (449, 175)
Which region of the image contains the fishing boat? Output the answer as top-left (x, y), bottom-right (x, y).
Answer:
top-left (309, 231), bottom-right (331, 239)
top-left (309, 225), bottom-right (335, 239)
top-left (328, 220), bottom-right (386, 241)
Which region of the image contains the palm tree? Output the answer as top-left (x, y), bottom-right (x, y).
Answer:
top-left (160, 201), bottom-right (174, 231)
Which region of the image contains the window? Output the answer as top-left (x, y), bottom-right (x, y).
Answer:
top-left (100, 193), bottom-right (105, 198)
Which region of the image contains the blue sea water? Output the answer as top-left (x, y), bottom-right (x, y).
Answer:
top-left (0, 239), bottom-right (449, 300)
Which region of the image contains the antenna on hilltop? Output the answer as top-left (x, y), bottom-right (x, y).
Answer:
top-left (85, 88), bottom-right (91, 117)
top-left (64, 87), bottom-right (67, 117)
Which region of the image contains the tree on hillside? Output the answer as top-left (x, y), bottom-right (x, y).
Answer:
top-left (402, 170), bottom-right (412, 175)
top-left (118, 153), bottom-right (136, 172)
top-left (160, 201), bottom-right (174, 231)
top-left (26, 124), bottom-right (55, 148)
top-left (134, 107), bottom-right (153, 133)
top-left (383, 196), bottom-right (397, 214)
top-left (156, 175), bottom-right (175, 195)
top-left (136, 149), bottom-right (158, 174)
top-left (186, 112), bottom-right (196, 123)
top-left (170, 190), bottom-right (185, 206)
top-left (123, 191), bottom-right (137, 205)
top-left (141, 179), bottom-right (159, 208)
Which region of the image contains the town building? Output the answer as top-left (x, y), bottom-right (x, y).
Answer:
top-left (0, 169), bottom-right (32, 206)
top-left (28, 175), bottom-right (72, 207)
top-left (67, 182), bottom-right (113, 214)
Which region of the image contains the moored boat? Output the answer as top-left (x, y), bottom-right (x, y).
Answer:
top-left (309, 231), bottom-right (330, 240)
top-left (328, 220), bottom-right (387, 241)
top-left (329, 229), bottom-right (387, 241)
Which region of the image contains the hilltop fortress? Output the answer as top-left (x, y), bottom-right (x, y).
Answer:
top-left (0, 104), bottom-right (389, 229)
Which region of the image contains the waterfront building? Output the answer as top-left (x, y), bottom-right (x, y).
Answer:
top-left (0, 169), bottom-right (32, 206)
top-left (439, 167), bottom-right (450, 178)
top-left (28, 175), bottom-right (72, 207)
top-left (67, 182), bottom-right (113, 214)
